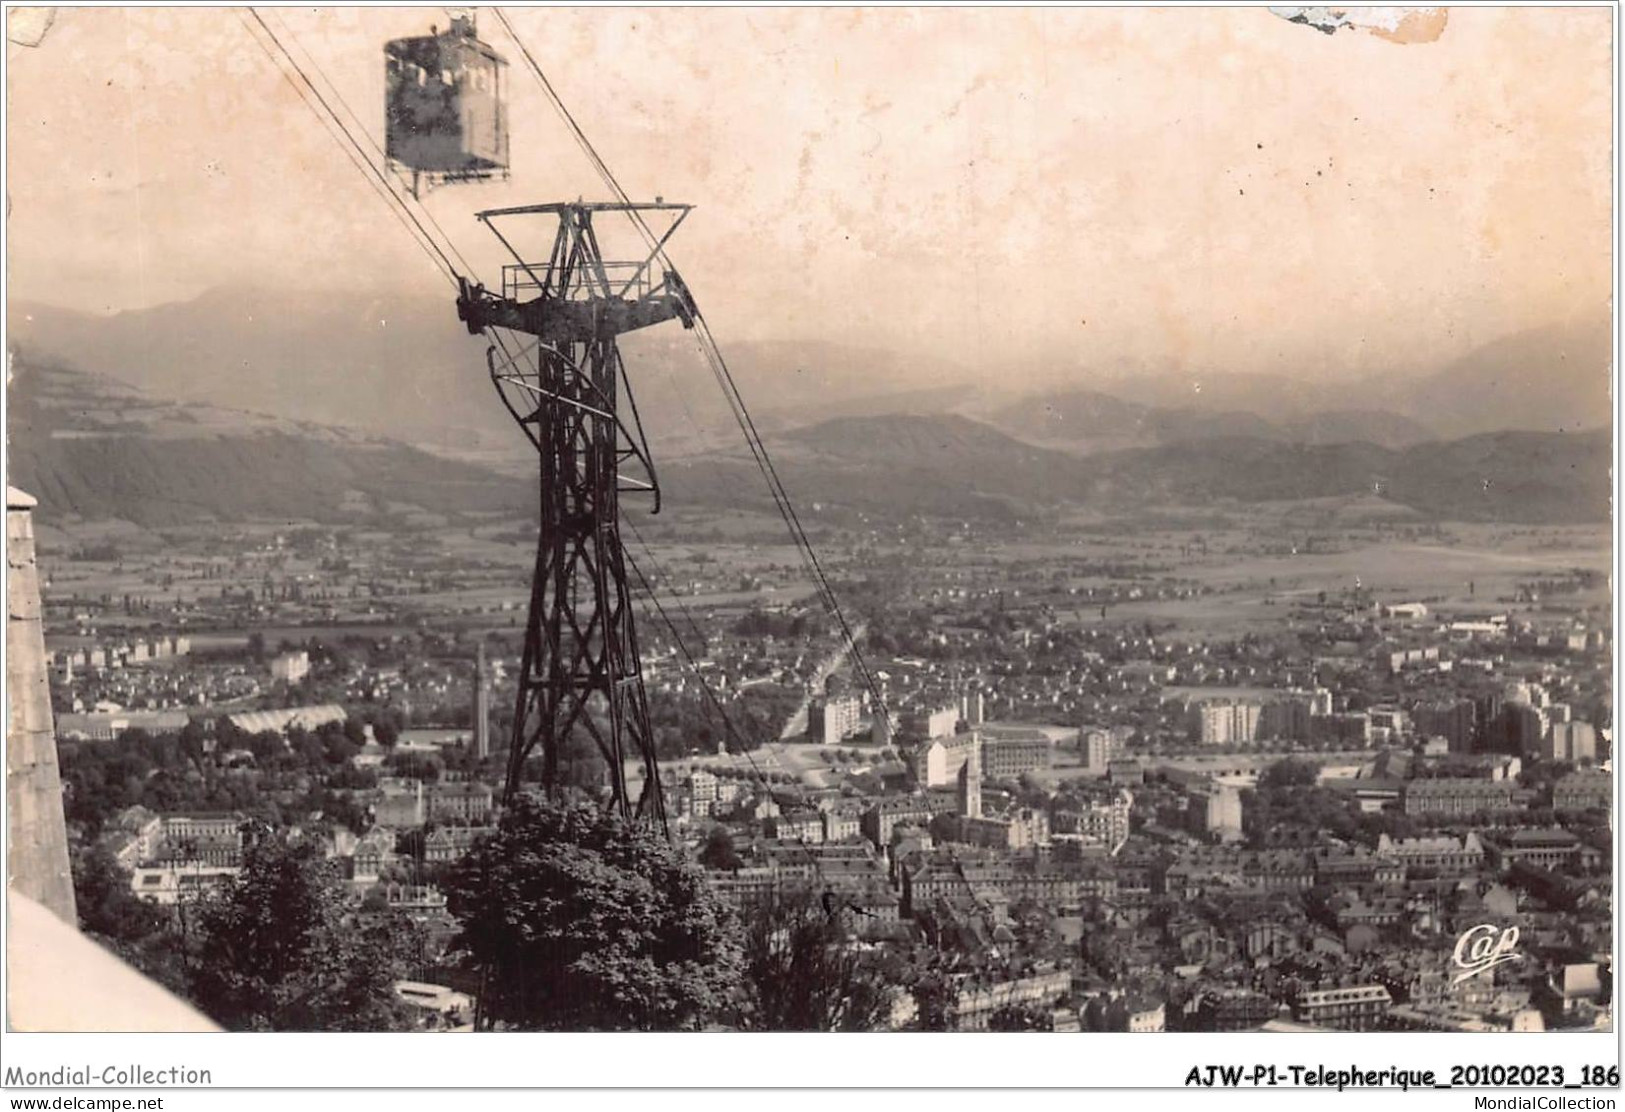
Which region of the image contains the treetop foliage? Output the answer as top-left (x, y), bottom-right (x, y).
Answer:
top-left (446, 796), bottom-right (742, 1031)
top-left (736, 889), bottom-right (900, 1032)
top-left (188, 835), bottom-right (414, 1031)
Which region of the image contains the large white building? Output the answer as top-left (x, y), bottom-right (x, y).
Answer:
top-left (129, 863), bottom-right (240, 906)
top-left (685, 768), bottom-right (719, 818)
top-left (809, 695), bottom-right (863, 745)
top-left (904, 704), bottom-right (960, 740)
top-left (1190, 700), bottom-right (1262, 745)
top-left (1547, 720), bottom-right (1598, 763)
top-left (912, 732), bottom-right (980, 787)
top-left (1081, 729), bottom-right (1118, 771)
top-left (982, 733), bottom-right (1052, 778)
top-left (270, 651), bottom-right (311, 684)
top-left (1195, 784), bottom-right (1242, 843)
top-left (961, 808), bottom-right (1050, 851)
top-left (226, 703), bottom-right (345, 735)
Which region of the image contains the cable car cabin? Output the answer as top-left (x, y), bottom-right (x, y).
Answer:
top-left (384, 15), bottom-right (508, 194)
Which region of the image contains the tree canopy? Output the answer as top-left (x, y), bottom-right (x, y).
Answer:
top-left (70, 839), bottom-right (190, 997)
top-left (188, 836), bottom-right (414, 1031)
top-left (1258, 757), bottom-right (1319, 790)
top-left (698, 826), bottom-right (743, 872)
top-left (446, 796), bottom-right (742, 1031)
top-left (736, 889), bottom-right (900, 1031)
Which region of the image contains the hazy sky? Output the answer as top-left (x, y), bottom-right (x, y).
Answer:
top-left (5, 6), bottom-right (1613, 383)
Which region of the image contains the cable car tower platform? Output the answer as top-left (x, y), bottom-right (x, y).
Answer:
top-left (457, 201), bottom-right (697, 829)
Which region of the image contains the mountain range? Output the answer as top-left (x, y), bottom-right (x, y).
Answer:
top-left (1060, 315), bottom-right (1612, 439)
top-left (8, 289), bottom-right (983, 458)
top-left (666, 414), bottom-right (1609, 525)
top-left (9, 288), bottom-right (1611, 450)
top-left (7, 355), bottom-right (530, 527)
top-left (5, 289), bottom-right (1613, 529)
top-left (979, 390), bottom-right (1436, 453)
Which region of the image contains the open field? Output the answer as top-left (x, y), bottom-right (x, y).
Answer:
top-left (937, 514), bottom-right (1612, 641)
top-left (34, 499), bottom-right (1612, 709)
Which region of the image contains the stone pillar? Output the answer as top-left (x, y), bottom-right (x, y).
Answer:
top-left (7, 488), bottom-right (76, 923)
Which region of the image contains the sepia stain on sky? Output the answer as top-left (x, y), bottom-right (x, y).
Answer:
top-left (3, 6), bottom-right (1612, 387)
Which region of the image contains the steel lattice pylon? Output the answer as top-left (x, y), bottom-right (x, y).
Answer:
top-left (456, 201), bottom-right (697, 828)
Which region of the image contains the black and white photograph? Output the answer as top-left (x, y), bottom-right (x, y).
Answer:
top-left (1, 2), bottom-right (1619, 1099)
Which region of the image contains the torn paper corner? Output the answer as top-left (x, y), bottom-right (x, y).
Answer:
top-left (7, 7), bottom-right (56, 48)
top-left (1269, 6), bottom-right (1449, 44)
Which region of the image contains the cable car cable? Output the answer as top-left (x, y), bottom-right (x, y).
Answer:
top-left (236, 10), bottom-right (457, 286)
top-left (621, 517), bottom-right (806, 766)
top-left (237, 8), bottom-right (848, 1021)
top-left (246, 8), bottom-right (462, 283)
top-left (691, 321), bottom-right (895, 736)
top-left (494, 12), bottom-right (865, 683)
top-left (247, 6), bottom-right (876, 884)
top-left (622, 517), bottom-right (804, 770)
top-left (487, 8), bottom-right (896, 744)
top-left (263, 8), bottom-right (485, 282)
top-left (242, 11), bottom-right (543, 452)
top-left (620, 517), bottom-right (833, 870)
top-left (624, 546), bottom-right (830, 885)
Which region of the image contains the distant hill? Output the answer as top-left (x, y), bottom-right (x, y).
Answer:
top-left (1082, 370), bottom-right (1348, 423)
top-left (1278, 409), bottom-right (1439, 449)
top-left (1076, 437), bottom-right (1397, 506)
top-left (1392, 316), bottom-right (1612, 438)
top-left (11, 288), bottom-right (1607, 460)
top-left (9, 288), bottom-right (506, 452)
top-left (7, 352), bottom-right (1608, 529)
top-left (1386, 429), bottom-right (1612, 524)
top-left (668, 414), bottom-right (1609, 524)
top-left (662, 414), bottom-right (1078, 521)
top-left (8, 290), bottom-right (979, 458)
top-left (983, 389), bottom-right (1434, 452)
top-left (1019, 316), bottom-right (1611, 441)
top-left (7, 354), bottom-right (530, 526)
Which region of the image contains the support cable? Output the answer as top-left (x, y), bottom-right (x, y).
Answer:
top-left (241, 11), bottom-right (553, 579)
top-left (624, 546), bottom-right (830, 887)
top-left (244, 7), bottom-right (887, 876)
top-left (490, 7), bottom-right (895, 743)
top-left (263, 9), bottom-right (484, 281)
top-left (236, 10), bottom-right (456, 286)
top-left (247, 9), bottom-right (462, 283)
